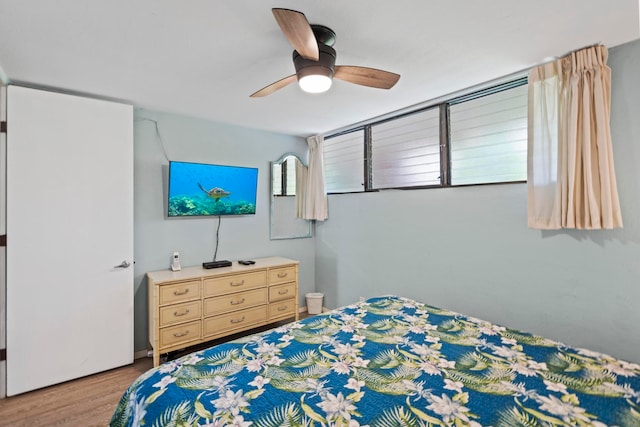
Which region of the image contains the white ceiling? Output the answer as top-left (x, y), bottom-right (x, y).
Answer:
top-left (1, 1), bottom-right (638, 137)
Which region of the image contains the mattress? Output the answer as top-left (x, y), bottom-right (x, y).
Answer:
top-left (110, 295), bottom-right (640, 426)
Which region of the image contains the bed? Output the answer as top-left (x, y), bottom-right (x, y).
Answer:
top-left (111, 295), bottom-right (640, 426)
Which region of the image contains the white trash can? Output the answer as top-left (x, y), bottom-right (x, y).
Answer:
top-left (305, 292), bottom-right (324, 315)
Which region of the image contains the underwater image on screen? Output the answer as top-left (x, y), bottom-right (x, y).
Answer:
top-left (168, 161), bottom-right (258, 217)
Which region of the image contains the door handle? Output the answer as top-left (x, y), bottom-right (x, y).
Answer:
top-left (114, 260), bottom-right (131, 269)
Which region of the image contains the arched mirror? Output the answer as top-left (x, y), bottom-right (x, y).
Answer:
top-left (270, 153), bottom-right (313, 239)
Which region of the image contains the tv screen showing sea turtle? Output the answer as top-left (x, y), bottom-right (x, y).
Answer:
top-left (167, 161), bottom-right (258, 217)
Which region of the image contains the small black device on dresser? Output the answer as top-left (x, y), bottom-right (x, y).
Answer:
top-left (203, 260), bottom-right (232, 269)
top-left (238, 260), bottom-right (255, 265)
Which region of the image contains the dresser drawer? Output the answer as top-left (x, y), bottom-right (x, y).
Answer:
top-left (268, 266), bottom-right (296, 284)
top-left (204, 271), bottom-right (266, 297)
top-left (160, 320), bottom-right (201, 348)
top-left (269, 282), bottom-right (296, 302)
top-left (159, 300), bottom-right (202, 327)
top-left (269, 298), bottom-right (296, 320)
top-left (203, 306), bottom-right (267, 337)
top-left (204, 288), bottom-right (267, 317)
top-left (159, 280), bottom-right (201, 305)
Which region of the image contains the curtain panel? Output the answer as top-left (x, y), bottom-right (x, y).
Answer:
top-left (294, 159), bottom-right (308, 219)
top-left (300, 134), bottom-right (328, 221)
top-left (527, 45), bottom-right (622, 229)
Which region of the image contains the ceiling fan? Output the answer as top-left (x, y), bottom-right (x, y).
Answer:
top-left (250, 8), bottom-right (400, 97)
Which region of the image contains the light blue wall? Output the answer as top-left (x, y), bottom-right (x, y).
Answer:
top-left (133, 109), bottom-right (314, 352)
top-left (314, 39), bottom-right (640, 364)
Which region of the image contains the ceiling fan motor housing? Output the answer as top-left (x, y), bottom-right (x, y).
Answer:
top-left (311, 24), bottom-right (336, 47)
top-left (293, 44), bottom-right (337, 81)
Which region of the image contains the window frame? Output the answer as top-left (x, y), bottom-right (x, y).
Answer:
top-left (323, 76), bottom-right (528, 195)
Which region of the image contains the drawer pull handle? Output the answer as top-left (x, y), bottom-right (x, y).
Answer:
top-left (173, 289), bottom-right (189, 296)
top-left (278, 289), bottom-right (288, 295)
top-left (277, 306), bottom-right (287, 312)
top-left (173, 330), bottom-right (190, 338)
top-left (230, 298), bottom-right (245, 305)
top-left (277, 272), bottom-right (288, 278)
top-left (230, 316), bottom-right (245, 324)
top-left (174, 309), bottom-right (190, 317)
top-left (230, 280), bottom-right (245, 287)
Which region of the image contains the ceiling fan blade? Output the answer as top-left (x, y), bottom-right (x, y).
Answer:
top-left (272, 8), bottom-right (319, 61)
top-left (250, 74), bottom-right (297, 98)
top-left (334, 66), bottom-right (400, 89)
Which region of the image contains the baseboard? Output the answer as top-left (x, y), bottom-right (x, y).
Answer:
top-left (0, 360), bottom-right (5, 399)
top-left (134, 349), bottom-right (151, 360)
top-left (300, 305), bottom-right (330, 314)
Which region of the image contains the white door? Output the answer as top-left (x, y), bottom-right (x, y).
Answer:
top-left (6, 86), bottom-right (133, 396)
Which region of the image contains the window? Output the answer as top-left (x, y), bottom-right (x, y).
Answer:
top-left (449, 83), bottom-right (528, 185)
top-left (323, 77), bottom-right (527, 193)
top-left (324, 129), bottom-right (365, 193)
top-left (272, 157), bottom-right (298, 196)
top-left (272, 162), bottom-right (283, 195)
top-left (371, 108), bottom-right (441, 189)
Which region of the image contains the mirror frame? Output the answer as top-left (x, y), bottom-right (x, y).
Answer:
top-left (269, 152), bottom-right (313, 240)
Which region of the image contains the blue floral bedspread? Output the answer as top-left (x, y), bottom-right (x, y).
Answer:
top-left (111, 296), bottom-right (640, 426)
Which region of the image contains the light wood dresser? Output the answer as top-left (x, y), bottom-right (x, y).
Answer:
top-left (147, 256), bottom-right (299, 366)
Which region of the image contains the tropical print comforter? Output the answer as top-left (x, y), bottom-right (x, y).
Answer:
top-left (111, 296), bottom-right (640, 426)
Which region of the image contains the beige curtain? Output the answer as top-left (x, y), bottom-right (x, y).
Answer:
top-left (527, 45), bottom-right (622, 229)
top-left (295, 159), bottom-right (308, 219)
top-left (302, 134), bottom-right (328, 221)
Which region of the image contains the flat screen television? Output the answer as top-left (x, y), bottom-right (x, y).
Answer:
top-left (168, 161), bottom-right (258, 217)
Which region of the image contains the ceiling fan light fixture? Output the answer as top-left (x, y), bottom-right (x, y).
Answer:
top-left (299, 72), bottom-right (333, 93)
top-left (294, 44), bottom-right (336, 94)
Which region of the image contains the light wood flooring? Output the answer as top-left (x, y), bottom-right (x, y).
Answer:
top-left (0, 358), bottom-right (153, 426)
top-left (0, 313), bottom-right (312, 426)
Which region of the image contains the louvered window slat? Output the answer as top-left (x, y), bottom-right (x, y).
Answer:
top-left (324, 130), bottom-right (365, 193)
top-left (285, 158), bottom-right (296, 195)
top-left (450, 84), bottom-right (528, 185)
top-left (271, 163), bottom-right (282, 195)
top-left (371, 108), bottom-right (440, 189)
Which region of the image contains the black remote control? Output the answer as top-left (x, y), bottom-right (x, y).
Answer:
top-left (238, 260), bottom-right (255, 265)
